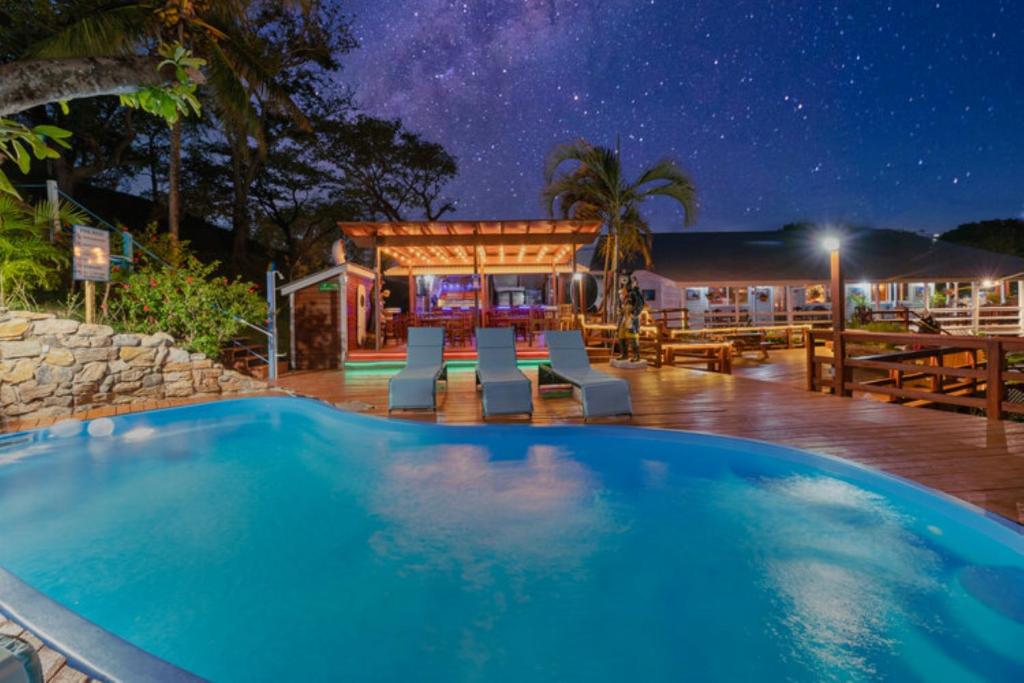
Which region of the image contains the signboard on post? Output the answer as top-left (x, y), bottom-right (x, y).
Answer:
top-left (73, 225), bottom-right (109, 324)
top-left (72, 225), bottom-right (110, 282)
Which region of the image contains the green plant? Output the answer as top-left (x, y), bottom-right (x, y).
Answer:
top-left (110, 252), bottom-right (265, 357)
top-left (930, 290), bottom-right (947, 307)
top-left (0, 196), bottom-right (84, 308)
top-left (0, 118), bottom-right (72, 197)
top-left (117, 43), bottom-right (204, 124)
top-left (847, 321), bottom-right (906, 333)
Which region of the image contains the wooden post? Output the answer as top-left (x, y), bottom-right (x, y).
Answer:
top-left (472, 235), bottom-right (480, 330)
top-left (830, 247), bottom-right (849, 397)
top-left (986, 338), bottom-right (1003, 420)
top-left (1018, 280), bottom-right (1024, 335)
top-left (46, 179), bottom-right (61, 242)
top-left (804, 329), bottom-right (816, 391)
top-left (971, 281), bottom-right (980, 334)
top-left (374, 242), bottom-right (382, 351)
top-left (407, 271), bottom-right (415, 320)
top-left (84, 281), bottom-right (95, 324)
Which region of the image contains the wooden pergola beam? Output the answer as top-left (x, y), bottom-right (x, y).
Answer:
top-left (351, 233), bottom-right (593, 248)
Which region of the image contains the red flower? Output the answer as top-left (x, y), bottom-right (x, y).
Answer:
top-left (186, 276), bottom-right (194, 285)
top-left (143, 305), bottom-right (150, 312)
top-left (149, 278), bottom-right (158, 287)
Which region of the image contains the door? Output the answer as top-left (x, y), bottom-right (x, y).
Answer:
top-left (357, 283), bottom-right (368, 346)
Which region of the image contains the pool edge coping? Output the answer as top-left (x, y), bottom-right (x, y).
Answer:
top-left (0, 565), bottom-right (205, 682)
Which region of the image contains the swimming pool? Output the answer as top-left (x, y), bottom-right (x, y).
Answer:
top-left (0, 397), bottom-right (1022, 681)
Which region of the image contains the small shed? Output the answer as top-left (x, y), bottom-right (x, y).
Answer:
top-left (281, 263), bottom-right (377, 369)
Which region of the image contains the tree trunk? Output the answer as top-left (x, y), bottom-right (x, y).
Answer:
top-left (231, 154), bottom-right (250, 263)
top-left (0, 56), bottom-right (175, 117)
top-left (167, 120), bottom-right (182, 241)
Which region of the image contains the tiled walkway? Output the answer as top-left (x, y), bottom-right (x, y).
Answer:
top-left (0, 614), bottom-right (92, 682)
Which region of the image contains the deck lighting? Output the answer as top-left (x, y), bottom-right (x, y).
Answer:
top-left (982, 279), bottom-right (995, 288)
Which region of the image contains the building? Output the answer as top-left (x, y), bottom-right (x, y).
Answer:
top-left (592, 226), bottom-right (1024, 333)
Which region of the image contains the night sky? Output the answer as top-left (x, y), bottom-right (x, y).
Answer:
top-left (340, 0), bottom-right (1024, 234)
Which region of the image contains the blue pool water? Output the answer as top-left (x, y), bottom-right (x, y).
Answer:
top-left (0, 397), bottom-right (1022, 681)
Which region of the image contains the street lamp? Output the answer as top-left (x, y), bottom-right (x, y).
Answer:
top-left (822, 235), bottom-right (848, 397)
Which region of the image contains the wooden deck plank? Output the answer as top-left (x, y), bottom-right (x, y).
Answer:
top-left (278, 356), bottom-right (1024, 525)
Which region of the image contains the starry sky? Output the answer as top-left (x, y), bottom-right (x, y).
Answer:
top-left (340, 0), bottom-right (1024, 234)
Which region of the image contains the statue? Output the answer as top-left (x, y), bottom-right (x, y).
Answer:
top-left (615, 274), bottom-right (645, 362)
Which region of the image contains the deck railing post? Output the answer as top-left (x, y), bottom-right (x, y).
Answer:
top-left (971, 281), bottom-right (981, 334)
top-left (1018, 280), bottom-right (1024, 335)
top-left (986, 338), bottom-right (1003, 420)
top-left (804, 329), bottom-right (816, 391)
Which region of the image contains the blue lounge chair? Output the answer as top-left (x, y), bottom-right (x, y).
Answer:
top-left (475, 327), bottom-right (533, 418)
top-left (540, 330), bottom-right (632, 419)
top-left (387, 327), bottom-right (447, 412)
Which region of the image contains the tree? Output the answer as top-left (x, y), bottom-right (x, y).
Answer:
top-left (10, 1), bottom-right (310, 239)
top-left (941, 219), bottom-right (1024, 258)
top-left (541, 139), bottom-right (697, 319)
top-left (325, 115), bottom-right (459, 221)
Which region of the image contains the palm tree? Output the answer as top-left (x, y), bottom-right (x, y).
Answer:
top-left (25, 1), bottom-right (310, 242)
top-left (541, 139), bottom-right (698, 320)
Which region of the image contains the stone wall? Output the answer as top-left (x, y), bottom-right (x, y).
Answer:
top-left (0, 311), bottom-right (266, 426)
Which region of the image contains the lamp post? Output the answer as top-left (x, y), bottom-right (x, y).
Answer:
top-left (823, 236), bottom-right (849, 397)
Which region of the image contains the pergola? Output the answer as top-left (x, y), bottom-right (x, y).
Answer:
top-left (339, 220), bottom-right (603, 348)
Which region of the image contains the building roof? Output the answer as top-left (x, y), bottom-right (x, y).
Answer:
top-left (595, 228), bottom-right (1024, 285)
top-left (340, 220), bottom-right (601, 275)
top-left (280, 262), bottom-right (375, 296)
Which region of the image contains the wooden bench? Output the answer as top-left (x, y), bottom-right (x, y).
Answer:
top-left (662, 342), bottom-right (733, 374)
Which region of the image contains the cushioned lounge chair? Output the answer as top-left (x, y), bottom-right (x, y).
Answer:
top-left (387, 327), bottom-right (447, 412)
top-left (540, 331), bottom-right (632, 419)
top-left (475, 327), bottom-right (533, 418)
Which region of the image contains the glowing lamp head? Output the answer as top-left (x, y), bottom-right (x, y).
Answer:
top-left (572, 272), bottom-right (583, 281)
top-left (821, 236), bottom-right (841, 252)
top-left (982, 279), bottom-right (995, 288)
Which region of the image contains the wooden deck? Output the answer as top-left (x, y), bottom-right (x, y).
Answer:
top-left (278, 354), bottom-right (1024, 525)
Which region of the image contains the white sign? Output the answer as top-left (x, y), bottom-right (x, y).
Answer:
top-left (72, 225), bottom-right (110, 282)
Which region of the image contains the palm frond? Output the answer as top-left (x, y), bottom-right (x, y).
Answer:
top-left (542, 139), bottom-right (593, 183)
top-left (205, 39), bottom-right (263, 144)
top-left (633, 158), bottom-right (698, 226)
top-left (30, 4), bottom-right (154, 58)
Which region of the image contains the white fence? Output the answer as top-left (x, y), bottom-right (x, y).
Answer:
top-left (924, 306), bottom-right (1024, 336)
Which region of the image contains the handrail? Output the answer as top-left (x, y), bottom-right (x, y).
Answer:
top-left (805, 328), bottom-right (1024, 420)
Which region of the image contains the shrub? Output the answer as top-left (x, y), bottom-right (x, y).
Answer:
top-left (111, 254), bottom-right (266, 358)
top-left (0, 196), bottom-right (81, 308)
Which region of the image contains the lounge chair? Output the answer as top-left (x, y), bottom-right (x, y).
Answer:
top-left (475, 327), bottom-right (533, 418)
top-left (540, 330), bottom-right (632, 419)
top-left (387, 327), bottom-right (448, 412)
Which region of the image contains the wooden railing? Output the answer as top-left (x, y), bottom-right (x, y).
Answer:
top-left (805, 329), bottom-right (1024, 420)
top-left (925, 306), bottom-right (1022, 336)
top-left (689, 308), bottom-right (832, 329)
top-left (648, 307), bottom-right (690, 329)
